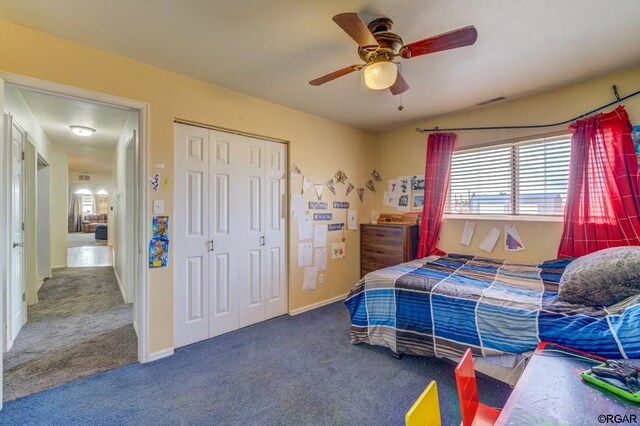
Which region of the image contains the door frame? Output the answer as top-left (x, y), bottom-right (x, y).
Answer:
top-left (0, 74), bottom-right (151, 393)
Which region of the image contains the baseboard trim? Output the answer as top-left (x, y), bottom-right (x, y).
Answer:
top-left (147, 347), bottom-right (174, 362)
top-left (289, 293), bottom-right (348, 316)
top-left (113, 267), bottom-right (127, 302)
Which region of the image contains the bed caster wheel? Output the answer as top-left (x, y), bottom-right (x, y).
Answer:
top-left (393, 352), bottom-right (402, 360)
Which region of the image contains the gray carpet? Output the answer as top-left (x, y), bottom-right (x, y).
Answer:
top-left (0, 302), bottom-right (511, 425)
top-left (3, 267), bottom-right (137, 401)
top-left (68, 232), bottom-right (107, 248)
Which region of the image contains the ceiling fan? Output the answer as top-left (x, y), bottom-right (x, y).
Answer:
top-left (309, 13), bottom-right (478, 95)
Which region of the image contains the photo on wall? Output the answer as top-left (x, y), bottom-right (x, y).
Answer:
top-left (632, 125), bottom-right (640, 168)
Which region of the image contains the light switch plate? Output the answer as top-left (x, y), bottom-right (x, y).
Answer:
top-left (153, 200), bottom-right (164, 214)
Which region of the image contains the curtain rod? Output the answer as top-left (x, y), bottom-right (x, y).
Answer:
top-left (415, 85), bottom-right (640, 133)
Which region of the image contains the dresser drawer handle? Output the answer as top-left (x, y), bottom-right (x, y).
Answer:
top-left (376, 233), bottom-right (385, 237)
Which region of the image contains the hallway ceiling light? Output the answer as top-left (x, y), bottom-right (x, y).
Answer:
top-left (70, 125), bottom-right (95, 137)
top-left (75, 188), bottom-right (93, 195)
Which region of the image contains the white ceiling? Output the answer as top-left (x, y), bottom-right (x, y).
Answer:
top-left (17, 88), bottom-right (131, 174)
top-left (2, 1), bottom-right (640, 132)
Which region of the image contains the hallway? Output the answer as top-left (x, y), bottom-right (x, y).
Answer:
top-left (3, 267), bottom-right (137, 401)
top-left (67, 232), bottom-right (112, 267)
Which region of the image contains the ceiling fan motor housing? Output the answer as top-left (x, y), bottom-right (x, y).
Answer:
top-left (358, 18), bottom-right (404, 63)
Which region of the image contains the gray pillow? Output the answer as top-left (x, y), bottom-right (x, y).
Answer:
top-left (558, 246), bottom-right (640, 306)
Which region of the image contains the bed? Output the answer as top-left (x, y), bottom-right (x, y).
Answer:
top-left (344, 254), bottom-right (640, 361)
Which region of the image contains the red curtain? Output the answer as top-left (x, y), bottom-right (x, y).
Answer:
top-left (558, 105), bottom-right (640, 258)
top-left (417, 132), bottom-right (457, 258)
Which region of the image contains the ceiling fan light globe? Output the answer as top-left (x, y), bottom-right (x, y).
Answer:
top-left (364, 61), bottom-right (397, 90)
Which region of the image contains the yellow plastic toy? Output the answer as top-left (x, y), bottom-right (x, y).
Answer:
top-left (405, 380), bottom-right (442, 426)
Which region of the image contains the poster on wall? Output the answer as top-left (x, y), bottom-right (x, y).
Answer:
top-left (412, 193), bottom-right (424, 209)
top-left (460, 221), bottom-right (475, 246)
top-left (149, 239), bottom-right (169, 268)
top-left (331, 242), bottom-right (346, 259)
top-left (303, 266), bottom-right (318, 291)
top-left (152, 216), bottom-right (169, 240)
top-left (397, 194), bottom-right (410, 212)
top-left (504, 224), bottom-right (526, 252)
top-left (632, 125), bottom-right (640, 168)
top-left (411, 175), bottom-right (425, 191)
top-left (479, 228), bottom-right (500, 253)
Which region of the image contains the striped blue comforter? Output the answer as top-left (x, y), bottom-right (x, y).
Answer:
top-left (344, 254), bottom-right (640, 359)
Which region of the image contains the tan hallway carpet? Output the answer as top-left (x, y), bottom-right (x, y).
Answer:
top-left (3, 267), bottom-right (137, 401)
top-left (68, 231), bottom-right (107, 248)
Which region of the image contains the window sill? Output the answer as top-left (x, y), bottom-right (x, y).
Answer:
top-left (443, 214), bottom-right (564, 223)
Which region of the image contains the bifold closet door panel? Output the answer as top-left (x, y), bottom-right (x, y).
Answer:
top-left (173, 123), bottom-right (211, 348)
top-left (236, 134), bottom-right (268, 328)
top-left (264, 141), bottom-right (287, 319)
top-left (208, 130), bottom-right (242, 338)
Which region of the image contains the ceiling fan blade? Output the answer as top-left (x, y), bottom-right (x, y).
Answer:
top-left (389, 72), bottom-right (409, 96)
top-left (332, 13), bottom-right (379, 51)
top-left (400, 25), bottom-right (478, 59)
top-left (309, 65), bottom-right (362, 86)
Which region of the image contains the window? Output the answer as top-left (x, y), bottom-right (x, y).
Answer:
top-left (82, 194), bottom-right (94, 214)
top-left (446, 134), bottom-right (571, 217)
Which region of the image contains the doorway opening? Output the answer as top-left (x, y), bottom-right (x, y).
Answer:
top-left (1, 80), bottom-right (146, 402)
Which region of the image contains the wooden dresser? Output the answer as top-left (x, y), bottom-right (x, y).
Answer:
top-left (360, 223), bottom-right (419, 277)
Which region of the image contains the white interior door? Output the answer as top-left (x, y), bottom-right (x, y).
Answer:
top-left (173, 124), bottom-right (211, 347)
top-left (208, 129), bottom-right (240, 337)
top-left (9, 121), bottom-right (25, 347)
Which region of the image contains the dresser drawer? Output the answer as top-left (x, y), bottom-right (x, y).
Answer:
top-left (359, 223), bottom-right (418, 278)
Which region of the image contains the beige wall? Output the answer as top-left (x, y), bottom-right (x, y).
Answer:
top-left (377, 66), bottom-right (640, 262)
top-left (0, 20), bottom-right (377, 353)
top-left (49, 148), bottom-right (68, 268)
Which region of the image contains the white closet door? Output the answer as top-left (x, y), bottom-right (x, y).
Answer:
top-left (208, 130), bottom-right (241, 337)
top-left (237, 135), bottom-right (267, 328)
top-left (173, 124), bottom-right (210, 347)
top-left (174, 124), bottom-right (287, 348)
top-left (264, 141), bottom-right (287, 319)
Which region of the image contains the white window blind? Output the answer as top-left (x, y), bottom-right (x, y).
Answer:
top-left (446, 135), bottom-right (571, 216)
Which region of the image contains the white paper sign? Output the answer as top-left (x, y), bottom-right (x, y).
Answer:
top-left (347, 210), bottom-right (358, 230)
top-left (298, 242), bottom-right (313, 267)
top-left (290, 194), bottom-right (304, 219)
top-left (303, 266), bottom-right (318, 290)
top-left (460, 221), bottom-right (475, 246)
top-left (479, 228), bottom-right (500, 253)
top-left (313, 224), bottom-right (327, 248)
top-left (298, 213), bottom-right (313, 240)
top-left (505, 224), bottom-right (526, 251)
top-left (315, 248), bottom-right (327, 271)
